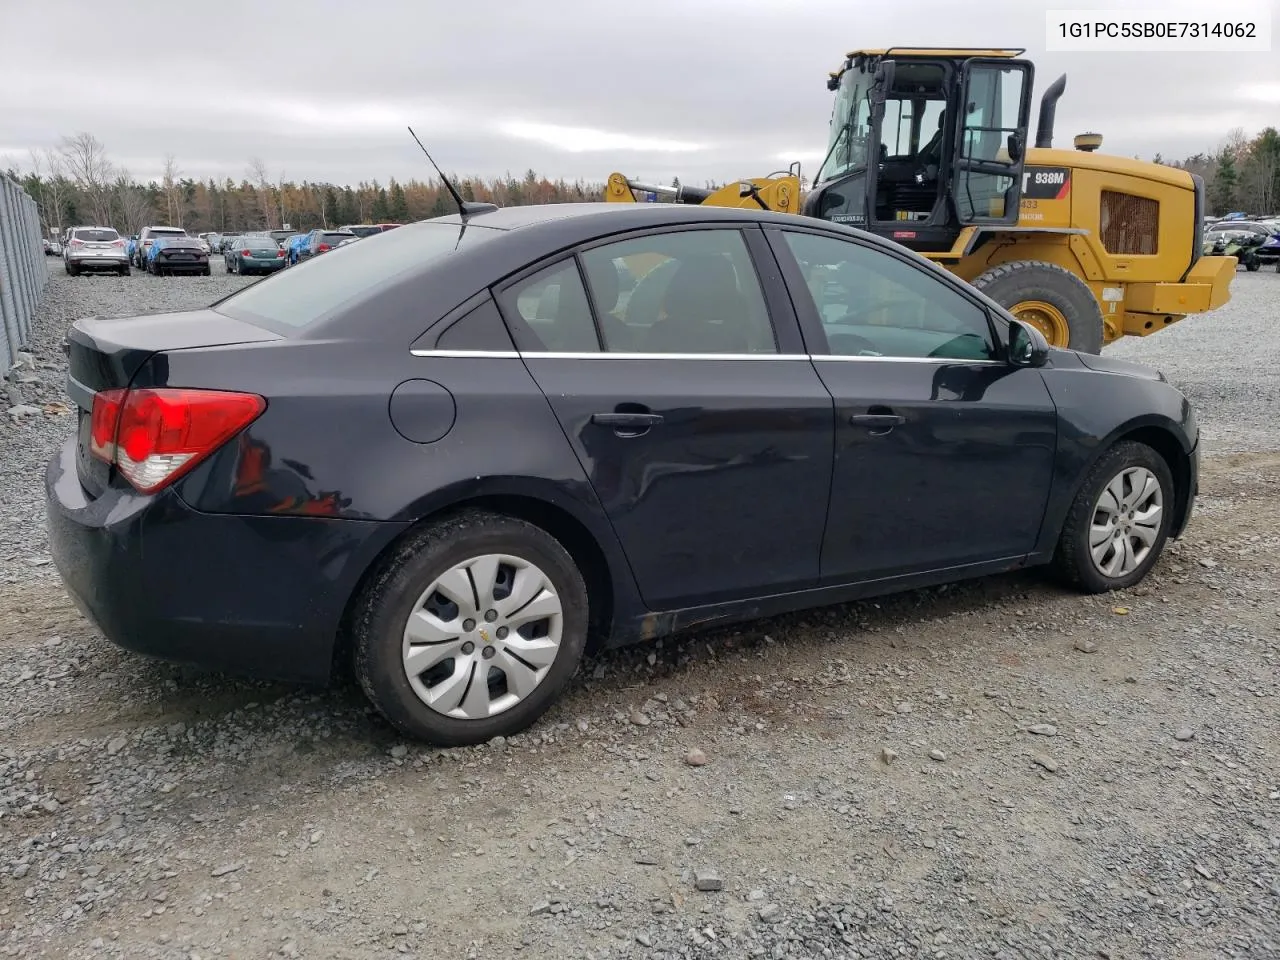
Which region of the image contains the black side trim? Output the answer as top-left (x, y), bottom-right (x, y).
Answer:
top-left (1185, 173), bottom-right (1205, 281)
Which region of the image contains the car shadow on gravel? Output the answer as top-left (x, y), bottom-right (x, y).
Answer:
top-left (73, 562), bottom-right (1065, 752)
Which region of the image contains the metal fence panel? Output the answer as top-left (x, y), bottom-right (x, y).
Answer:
top-left (0, 176), bottom-right (49, 376)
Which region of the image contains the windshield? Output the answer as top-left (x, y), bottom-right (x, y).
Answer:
top-left (816, 64), bottom-right (874, 184)
top-left (214, 221), bottom-right (504, 331)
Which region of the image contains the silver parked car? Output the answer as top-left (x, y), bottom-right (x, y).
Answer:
top-left (62, 226), bottom-right (130, 277)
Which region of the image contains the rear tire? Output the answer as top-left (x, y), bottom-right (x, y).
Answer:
top-left (971, 260), bottom-right (1104, 354)
top-left (1050, 440), bottom-right (1175, 593)
top-left (353, 510), bottom-right (589, 747)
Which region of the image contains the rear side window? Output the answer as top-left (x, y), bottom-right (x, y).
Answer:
top-left (505, 261), bottom-right (600, 353)
top-left (74, 228), bottom-right (119, 242)
top-left (214, 221), bottom-right (503, 330)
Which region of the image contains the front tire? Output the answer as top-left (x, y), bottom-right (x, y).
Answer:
top-left (971, 260), bottom-right (1105, 354)
top-left (353, 510), bottom-right (589, 747)
top-left (1051, 440), bottom-right (1175, 593)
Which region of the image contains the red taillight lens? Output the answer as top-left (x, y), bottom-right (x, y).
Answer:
top-left (111, 239), bottom-right (124, 247)
top-left (88, 388), bottom-right (266, 494)
top-left (317, 244), bottom-right (330, 252)
top-left (241, 249), bottom-right (252, 257)
top-left (276, 249), bottom-right (285, 258)
top-left (70, 239), bottom-right (85, 247)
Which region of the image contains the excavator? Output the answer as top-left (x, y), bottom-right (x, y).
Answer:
top-left (605, 47), bottom-right (1237, 353)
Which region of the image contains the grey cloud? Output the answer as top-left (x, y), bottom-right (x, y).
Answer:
top-left (2, 0), bottom-right (1275, 188)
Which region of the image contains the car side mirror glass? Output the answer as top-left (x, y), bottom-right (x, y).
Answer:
top-left (1009, 319), bottom-right (1049, 367)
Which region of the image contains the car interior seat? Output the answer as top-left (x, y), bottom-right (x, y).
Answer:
top-left (643, 255), bottom-right (750, 354)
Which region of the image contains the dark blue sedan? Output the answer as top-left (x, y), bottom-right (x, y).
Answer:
top-left (45, 202), bottom-right (1199, 747)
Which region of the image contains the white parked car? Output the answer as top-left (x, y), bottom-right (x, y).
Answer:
top-left (62, 226), bottom-right (130, 277)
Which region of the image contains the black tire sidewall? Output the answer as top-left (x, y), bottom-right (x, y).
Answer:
top-left (1059, 441), bottom-right (1175, 592)
top-left (355, 513), bottom-right (589, 747)
top-left (973, 261), bottom-right (1104, 354)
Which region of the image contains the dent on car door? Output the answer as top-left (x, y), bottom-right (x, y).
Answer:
top-left (494, 225), bottom-right (837, 611)
top-left (765, 226), bottom-right (1059, 584)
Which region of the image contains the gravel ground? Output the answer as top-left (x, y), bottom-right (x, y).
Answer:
top-left (1, 263), bottom-right (1277, 960)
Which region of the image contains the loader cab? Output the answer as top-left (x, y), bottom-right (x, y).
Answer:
top-left (804, 49), bottom-right (1035, 253)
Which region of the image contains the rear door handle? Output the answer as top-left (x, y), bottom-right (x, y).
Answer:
top-left (591, 413), bottom-right (664, 428)
top-left (850, 414), bottom-right (905, 427)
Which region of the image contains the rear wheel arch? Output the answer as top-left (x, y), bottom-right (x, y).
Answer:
top-left (332, 489), bottom-right (620, 682)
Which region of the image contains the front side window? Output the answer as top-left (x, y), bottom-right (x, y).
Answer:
top-left (579, 228), bottom-right (777, 355)
top-left (780, 231), bottom-right (997, 361)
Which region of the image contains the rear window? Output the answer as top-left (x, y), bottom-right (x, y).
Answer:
top-left (74, 228), bottom-right (119, 242)
top-left (321, 232), bottom-right (355, 242)
top-left (214, 221), bottom-right (503, 330)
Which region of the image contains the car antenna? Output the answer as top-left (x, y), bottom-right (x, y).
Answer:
top-left (406, 126), bottom-right (497, 218)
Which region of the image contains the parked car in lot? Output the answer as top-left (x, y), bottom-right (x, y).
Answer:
top-left (45, 203), bottom-right (1200, 747)
top-left (295, 228), bottom-right (356, 263)
top-left (339, 223), bottom-right (390, 238)
top-left (144, 234), bottom-right (211, 276)
top-left (132, 225), bottom-right (188, 268)
top-left (285, 233), bottom-right (309, 265)
top-left (62, 226), bottom-right (130, 276)
top-left (224, 234), bottom-right (287, 275)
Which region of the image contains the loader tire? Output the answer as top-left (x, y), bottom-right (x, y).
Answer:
top-left (971, 260), bottom-right (1104, 354)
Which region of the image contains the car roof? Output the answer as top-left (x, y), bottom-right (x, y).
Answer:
top-left (426, 201), bottom-right (813, 232)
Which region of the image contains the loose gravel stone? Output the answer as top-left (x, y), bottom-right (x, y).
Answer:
top-left (693, 868), bottom-right (723, 891)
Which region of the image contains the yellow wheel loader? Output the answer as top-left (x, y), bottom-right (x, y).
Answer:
top-left (605, 47), bottom-right (1236, 353)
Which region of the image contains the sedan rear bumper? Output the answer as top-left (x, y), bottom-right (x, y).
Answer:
top-left (44, 435), bottom-right (405, 685)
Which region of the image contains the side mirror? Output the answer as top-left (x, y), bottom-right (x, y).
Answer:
top-left (1006, 132), bottom-right (1024, 164)
top-left (1008, 319), bottom-right (1050, 367)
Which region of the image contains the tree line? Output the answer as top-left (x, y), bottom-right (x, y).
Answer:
top-left (5, 126), bottom-right (1279, 241)
top-left (4, 132), bottom-right (608, 239)
top-left (1150, 126), bottom-right (1279, 216)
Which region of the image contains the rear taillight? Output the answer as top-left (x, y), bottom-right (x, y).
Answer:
top-left (70, 239), bottom-right (85, 247)
top-left (111, 239), bottom-right (124, 247)
top-left (241, 249), bottom-right (252, 257)
top-left (277, 249), bottom-right (285, 258)
top-left (89, 387), bottom-right (266, 494)
top-left (318, 244), bottom-right (330, 252)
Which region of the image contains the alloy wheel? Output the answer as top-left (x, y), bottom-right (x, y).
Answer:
top-left (401, 553), bottom-right (564, 720)
top-left (1089, 466), bottom-right (1164, 578)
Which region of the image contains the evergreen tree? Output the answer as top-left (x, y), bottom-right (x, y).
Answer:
top-left (388, 179), bottom-right (409, 221)
top-left (1210, 147), bottom-right (1237, 213)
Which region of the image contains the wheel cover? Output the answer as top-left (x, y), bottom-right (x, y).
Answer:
top-left (401, 553), bottom-right (564, 721)
top-left (1011, 300), bottom-right (1071, 347)
top-left (1089, 466), bottom-right (1164, 578)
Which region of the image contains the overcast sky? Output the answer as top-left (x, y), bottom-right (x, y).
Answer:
top-left (2, 0), bottom-right (1277, 189)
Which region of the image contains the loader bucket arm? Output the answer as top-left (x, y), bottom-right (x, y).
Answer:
top-left (605, 170), bottom-right (803, 214)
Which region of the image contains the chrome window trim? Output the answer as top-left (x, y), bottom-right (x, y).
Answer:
top-left (410, 348), bottom-right (1004, 365)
